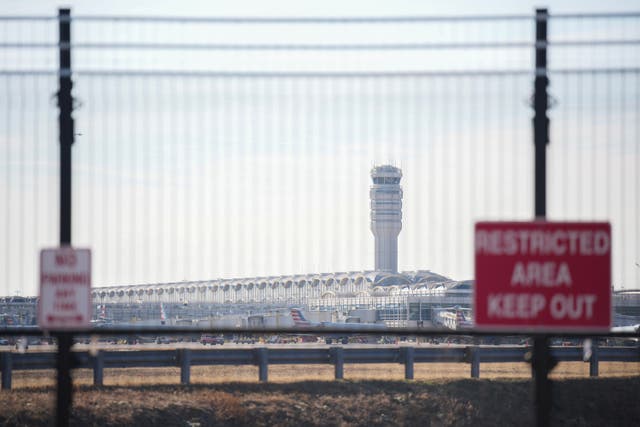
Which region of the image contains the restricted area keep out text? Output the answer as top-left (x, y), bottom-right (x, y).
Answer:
top-left (474, 222), bottom-right (611, 331)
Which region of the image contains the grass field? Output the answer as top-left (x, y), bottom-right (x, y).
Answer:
top-left (2, 362), bottom-right (640, 389)
top-left (2, 373), bottom-right (639, 426)
top-left (6, 360), bottom-right (640, 388)
top-left (2, 359), bottom-right (639, 426)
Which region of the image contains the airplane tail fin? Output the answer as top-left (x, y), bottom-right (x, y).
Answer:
top-left (290, 308), bottom-right (311, 326)
top-left (456, 309), bottom-right (474, 328)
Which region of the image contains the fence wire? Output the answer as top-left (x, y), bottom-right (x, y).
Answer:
top-left (0, 12), bottom-right (638, 300)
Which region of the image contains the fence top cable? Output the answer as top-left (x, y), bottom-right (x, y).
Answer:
top-left (2, 40), bottom-right (640, 51)
top-left (0, 15), bottom-right (56, 21)
top-left (2, 67), bottom-right (640, 78)
top-left (0, 41), bottom-right (535, 50)
top-left (550, 11), bottom-right (640, 19)
top-left (62, 69), bottom-right (536, 78)
top-left (0, 14), bottom-right (532, 24)
top-left (0, 12), bottom-right (639, 23)
top-left (70, 14), bottom-right (536, 23)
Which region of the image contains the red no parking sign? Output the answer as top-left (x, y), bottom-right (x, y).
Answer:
top-left (38, 247), bottom-right (92, 330)
top-left (474, 222), bottom-right (611, 332)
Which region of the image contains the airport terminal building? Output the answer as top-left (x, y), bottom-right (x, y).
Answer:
top-left (82, 165), bottom-right (638, 327)
top-left (86, 166), bottom-right (473, 326)
top-left (3, 166), bottom-right (639, 327)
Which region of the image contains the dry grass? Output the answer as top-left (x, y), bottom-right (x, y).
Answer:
top-left (2, 376), bottom-right (640, 426)
top-left (8, 361), bottom-right (639, 388)
top-left (3, 347), bottom-right (639, 425)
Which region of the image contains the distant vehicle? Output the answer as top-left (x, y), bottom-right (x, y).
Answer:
top-left (432, 306), bottom-right (474, 331)
top-left (90, 319), bottom-right (113, 327)
top-left (200, 334), bottom-right (224, 345)
top-left (266, 335), bottom-right (280, 344)
top-left (297, 335), bottom-right (318, 343)
top-left (232, 335), bottom-right (255, 344)
top-left (156, 336), bottom-right (172, 344)
top-left (378, 336), bottom-right (396, 344)
top-left (14, 337), bottom-right (28, 350)
top-left (290, 308), bottom-right (388, 345)
top-left (0, 338), bottom-right (9, 345)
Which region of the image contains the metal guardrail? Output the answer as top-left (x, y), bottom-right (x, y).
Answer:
top-left (1, 345), bottom-right (638, 389)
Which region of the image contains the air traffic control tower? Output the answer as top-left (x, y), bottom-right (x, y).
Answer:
top-left (370, 165), bottom-right (403, 272)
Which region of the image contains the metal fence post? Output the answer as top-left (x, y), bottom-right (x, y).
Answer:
top-left (532, 336), bottom-right (555, 427)
top-left (92, 352), bottom-right (104, 386)
top-left (589, 342), bottom-right (599, 377)
top-left (256, 348), bottom-right (268, 382)
top-left (179, 349), bottom-right (191, 385)
top-left (56, 333), bottom-right (74, 427)
top-left (404, 347), bottom-right (414, 380)
top-left (58, 9), bottom-right (74, 244)
top-left (1, 352), bottom-right (12, 390)
top-left (331, 347), bottom-right (344, 380)
top-left (469, 347), bottom-right (480, 379)
top-left (532, 8), bottom-right (554, 427)
top-left (533, 8), bottom-right (549, 219)
top-left (56, 7), bottom-right (75, 427)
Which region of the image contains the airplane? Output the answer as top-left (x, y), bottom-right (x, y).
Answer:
top-left (290, 308), bottom-right (388, 331)
top-left (290, 308), bottom-right (388, 344)
top-left (92, 303), bottom-right (169, 329)
top-left (91, 304), bottom-right (113, 326)
top-left (610, 324), bottom-right (640, 333)
top-left (432, 306), bottom-right (474, 331)
top-left (88, 303), bottom-right (178, 344)
top-left (456, 310), bottom-right (474, 329)
top-left (125, 303), bottom-right (170, 327)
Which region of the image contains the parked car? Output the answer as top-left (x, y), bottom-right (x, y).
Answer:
top-left (155, 336), bottom-right (172, 344)
top-left (200, 334), bottom-right (224, 345)
top-left (232, 335), bottom-right (256, 344)
top-left (0, 337), bottom-right (9, 345)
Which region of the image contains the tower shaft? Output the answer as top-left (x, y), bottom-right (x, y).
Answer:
top-left (370, 165), bottom-right (403, 272)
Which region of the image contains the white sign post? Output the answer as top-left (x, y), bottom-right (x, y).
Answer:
top-left (39, 247), bottom-right (91, 330)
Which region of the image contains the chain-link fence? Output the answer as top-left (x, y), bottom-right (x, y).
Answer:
top-left (1, 11), bottom-right (638, 298)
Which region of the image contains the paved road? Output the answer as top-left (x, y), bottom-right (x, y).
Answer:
top-left (1, 341), bottom-right (483, 352)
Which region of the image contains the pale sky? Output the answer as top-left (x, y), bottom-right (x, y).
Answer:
top-left (4, 1), bottom-right (640, 16)
top-left (1, 1), bottom-right (639, 296)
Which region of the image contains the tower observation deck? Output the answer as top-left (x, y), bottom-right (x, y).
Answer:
top-left (370, 165), bottom-right (403, 272)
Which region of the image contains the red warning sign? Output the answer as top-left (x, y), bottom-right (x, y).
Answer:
top-left (474, 222), bottom-right (611, 331)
